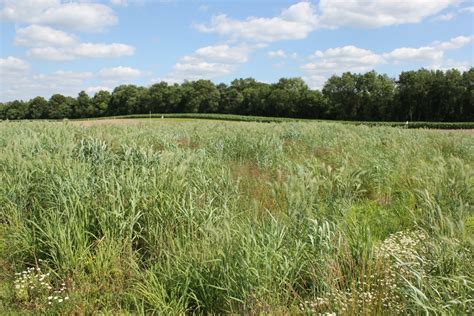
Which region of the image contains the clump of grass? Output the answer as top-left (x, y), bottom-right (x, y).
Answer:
top-left (0, 120), bottom-right (472, 313)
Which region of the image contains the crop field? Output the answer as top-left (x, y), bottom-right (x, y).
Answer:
top-left (0, 120), bottom-right (473, 314)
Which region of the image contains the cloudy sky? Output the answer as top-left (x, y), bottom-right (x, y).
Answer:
top-left (0, 0), bottom-right (473, 101)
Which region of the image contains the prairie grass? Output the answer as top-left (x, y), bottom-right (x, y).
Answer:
top-left (0, 120), bottom-right (473, 314)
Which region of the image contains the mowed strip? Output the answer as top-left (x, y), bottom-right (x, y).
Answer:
top-left (71, 118), bottom-right (203, 126)
top-left (71, 118), bottom-right (474, 136)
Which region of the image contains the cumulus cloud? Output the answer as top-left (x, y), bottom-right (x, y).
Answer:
top-left (302, 74), bottom-right (328, 90)
top-left (433, 12), bottom-right (455, 21)
top-left (196, 0), bottom-right (461, 43)
top-left (317, 0), bottom-right (460, 28)
top-left (268, 50), bottom-right (287, 59)
top-left (27, 43), bottom-right (135, 61)
top-left (162, 62), bottom-right (236, 83)
top-left (99, 66), bottom-right (142, 79)
top-left (1, 0), bottom-right (117, 32)
top-left (12, 18), bottom-right (135, 62)
top-left (383, 47), bottom-right (443, 63)
top-left (303, 46), bottom-right (385, 73)
top-left (434, 35), bottom-right (473, 50)
top-left (428, 59), bottom-right (471, 72)
top-left (0, 56), bottom-right (30, 78)
top-left (301, 34), bottom-right (472, 89)
top-left (383, 35), bottom-right (473, 62)
top-left (191, 45), bottom-right (251, 63)
top-left (0, 58), bottom-right (141, 101)
top-left (1, 68), bottom-right (93, 101)
top-left (15, 24), bottom-right (77, 47)
top-left (110, 0), bottom-right (128, 6)
top-left (86, 86), bottom-right (112, 94)
top-left (195, 2), bottom-right (318, 42)
top-left (163, 44), bottom-right (254, 82)
top-left (459, 6), bottom-right (474, 13)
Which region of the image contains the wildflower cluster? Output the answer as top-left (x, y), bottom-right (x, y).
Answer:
top-left (300, 230), bottom-right (429, 314)
top-left (14, 267), bottom-right (51, 303)
top-left (376, 230), bottom-right (427, 268)
top-left (47, 282), bottom-right (69, 305)
top-left (13, 265), bottom-right (71, 309)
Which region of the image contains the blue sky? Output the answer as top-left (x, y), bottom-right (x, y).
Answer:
top-left (0, 0), bottom-right (473, 101)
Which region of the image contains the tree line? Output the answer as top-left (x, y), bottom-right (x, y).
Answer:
top-left (1, 68), bottom-right (473, 122)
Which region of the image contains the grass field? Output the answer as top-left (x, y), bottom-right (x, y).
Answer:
top-left (0, 120), bottom-right (473, 314)
top-left (72, 113), bottom-right (474, 129)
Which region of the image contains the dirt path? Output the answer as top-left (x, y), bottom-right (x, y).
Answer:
top-left (437, 129), bottom-right (474, 137)
top-left (70, 119), bottom-right (474, 137)
top-left (71, 119), bottom-right (162, 126)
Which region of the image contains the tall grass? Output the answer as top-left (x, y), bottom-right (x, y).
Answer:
top-left (0, 120), bottom-right (472, 314)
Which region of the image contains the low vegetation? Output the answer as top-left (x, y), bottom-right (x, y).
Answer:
top-left (83, 113), bottom-right (474, 129)
top-left (0, 120), bottom-right (473, 314)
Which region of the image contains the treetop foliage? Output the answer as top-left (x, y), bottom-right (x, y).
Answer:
top-left (1, 68), bottom-right (473, 121)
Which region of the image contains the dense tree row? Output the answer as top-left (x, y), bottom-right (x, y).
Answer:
top-left (1, 68), bottom-right (473, 121)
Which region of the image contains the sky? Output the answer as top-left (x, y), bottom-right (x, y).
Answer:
top-left (0, 0), bottom-right (473, 102)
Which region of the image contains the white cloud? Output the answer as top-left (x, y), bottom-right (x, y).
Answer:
top-left (1, 69), bottom-right (93, 101)
top-left (0, 56), bottom-right (30, 78)
top-left (433, 12), bottom-right (455, 21)
top-left (75, 43), bottom-right (135, 58)
top-left (300, 34), bottom-right (472, 89)
top-left (301, 45), bottom-right (385, 89)
top-left (460, 6), bottom-right (474, 13)
top-left (1, 0), bottom-right (118, 32)
top-left (14, 24), bottom-right (135, 61)
top-left (268, 49), bottom-right (287, 59)
top-left (163, 62), bottom-right (236, 83)
top-left (110, 0), bottom-right (128, 6)
top-left (196, 0), bottom-right (461, 44)
top-left (27, 43), bottom-right (135, 61)
top-left (163, 44), bottom-right (253, 82)
top-left (99, 66), bottom-right (142, 79)
top-left (383, 47), bottom-right (443, 63)
top-left (15, 24), bottom-right (77, 47)
top-left (383, 35), bottom-right (473, 62)
top-left (302, 74), bottom-right (327, 90)
top-left (192, 45), bottom-right (251, 63)
top-left (303, 46), bottom-right (385, 73)
top-left (428, 59), bottom-right (471, 72)
top-left (195, 2), bottom-right (318, 42)
top-left (86, 86), bottom-right (112, 94)
top-left (317, 0), bottom-right (460, 28)
top-left (434, 35), bottom-right (473, 50)
top-left (36, 70), bottom-right (93, 83)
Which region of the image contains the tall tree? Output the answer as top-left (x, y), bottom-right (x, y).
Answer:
top-left (48, 94), bottom-right (73, 119)
top-left (91, 90), bottom-right (111, 117)
top-left (181, 80), bottom-right (220, 113)
top-left (28, 96), bottom-right (48, 119)
top-left (75, 91), bottom-right (92, 118)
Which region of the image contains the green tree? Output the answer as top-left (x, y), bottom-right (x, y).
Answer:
top-left (27, 96), bottom-right (48, 119)
top-left (323, 72), bottom-right (360, 120)
top-left (109, 85), bottom-right (144, 115)
top-left (181, 80), bottom-right (220, 113)
top-left (267, 78), bottom-right (310, 117)
top-left (5, 100), bottom-right (28, 119)
top-left (461, 68), bottom-right (474, 121)
top-left (218, 83), bottom-right (244, 114)
top-left (47, 94), bottom-right (73, 119)
top-left (142, 82), bottom-right (168, 113)
top-left (75, 91), bottom-right (92, 118)
top-left (91, 90), bottom-right (111, 117)
top-left (358, 72), bottom-right (396, 121)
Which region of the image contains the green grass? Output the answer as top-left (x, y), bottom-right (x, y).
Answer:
top-left (72, 113), bottom-right (474, 129)
top-left (0, 120), bottom-right (473, 314)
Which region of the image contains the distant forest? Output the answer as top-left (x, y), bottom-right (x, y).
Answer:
top-left (1, 68), bottom-right (473, 122)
